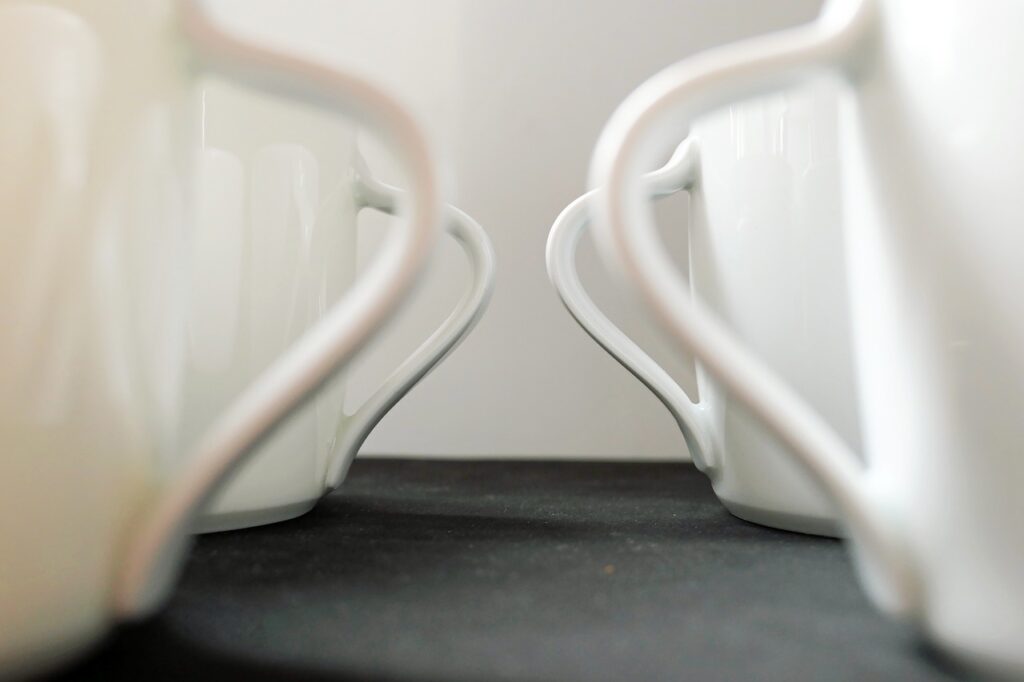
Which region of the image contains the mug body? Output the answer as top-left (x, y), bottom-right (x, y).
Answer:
top-left (840, 0), bottom-right (1024, 666)
top-left (183, 79), bottom-right (358, 532)
top-left (0, 0), bottom-right (189, 673)
top-left (689, 79), bottom-right (860, 535)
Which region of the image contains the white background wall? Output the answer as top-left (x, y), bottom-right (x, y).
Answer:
top-left (212, 0), bottom-right (823, 458)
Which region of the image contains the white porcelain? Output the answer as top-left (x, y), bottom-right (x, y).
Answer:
top-left (591, 0), bottom-right (1024, 673)
top-left (548, 82), bottom-right (859, 536)
top-left (0, 0), bottom-right (441, 676)
top-left (186, 81), bottom-right (494, 532)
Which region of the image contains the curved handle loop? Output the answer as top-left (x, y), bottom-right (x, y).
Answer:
top-left (546, 140), bottom-right (715, 469)
top-left (590, 0), bottom-right (920, 618)
top-left (321, 163), bottom-right (495, 491)
top-left (115, 0), bottom-right (442, 617)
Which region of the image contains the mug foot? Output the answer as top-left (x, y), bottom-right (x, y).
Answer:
top-left (195, 498), bottom-right (319, 534)
top-left (3, 620), bottom-right (105, 680)
top-left (719, 497), bottom-right (841, 537)
top-left (922, 631), bottom-right (1024, 681)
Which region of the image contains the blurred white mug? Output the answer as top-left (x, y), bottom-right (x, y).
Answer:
top-left (186, 81), bottom-right (494, 532)
top-left (0, 0), bottom-right (440, 675)
top-left (549, 81), bottom-right (859, 536)
top-left (592, 0), bottom-right (1024, 673)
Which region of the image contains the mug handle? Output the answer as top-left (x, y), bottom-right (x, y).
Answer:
top-left (546, 140), bottom-right (715, 468)
top-left (591, 0), bottom-right (921, 617)
top-left (115, 1), bottom-right (442, 617)
top-left (321, 158), bottom-right (495, 491)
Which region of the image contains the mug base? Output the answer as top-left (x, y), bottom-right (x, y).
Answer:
top-left (719, 497), bottom-right (841, 538)
top-left (195, 498), bottom-right (319, 534)
top-left (3, 621), bottom-right (105, 680)
top-left (923, 631), bottom-right (1024, 681)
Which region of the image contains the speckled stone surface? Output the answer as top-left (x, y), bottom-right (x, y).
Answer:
top-left (49, 460), bottom-right (971, 681)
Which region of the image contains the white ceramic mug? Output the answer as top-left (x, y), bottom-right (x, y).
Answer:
top-left (0, 0), bottom-right (441, 675)
top-left (592, 0), bottom-right (1024, 673)
top-left (187, 81), bottom-right (494, 532)
top-left (548, 81), bottom-right (859, 536)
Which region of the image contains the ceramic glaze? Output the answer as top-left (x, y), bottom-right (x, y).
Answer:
top-left (0, 4), bottom-right (190, 670)
top-left (184, 81), bottom-right (495, 532)
top-left (690, 84), bottom-right (860, 530)
top-left (591, 0), bottom-right (1024, 672)
top-left (184, 81), bottom-right (357, 529)
top-left (0, 0), bottom-right (441, 675)
top-left (548, 82), bottom-right (858, 535)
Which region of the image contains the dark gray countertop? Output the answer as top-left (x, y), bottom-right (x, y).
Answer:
top-left (49, 460), bottom-right (969, 681)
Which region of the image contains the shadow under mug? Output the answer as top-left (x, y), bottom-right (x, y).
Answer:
top-left (549, 80), bottom-right (859, 536)
top-left (185, 80), bottom-right (495, 533)
top-left (0, 1), bottom-right (441, 676)
top-left (591, 0), bottom-right (1024, 674)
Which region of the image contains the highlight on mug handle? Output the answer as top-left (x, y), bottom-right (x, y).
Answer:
top-left (114, 0), bottom-right (442, 617)
top-left (321, 155), bottom-right (496, 491)
top-left (545, 139), bottom-right (716, 469)
top-left (589, 0), bottom-right (922, 617)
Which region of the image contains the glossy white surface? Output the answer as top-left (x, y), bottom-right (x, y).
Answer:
top-left (591, 0), bottom-right (1024, 672)
top-left (186, 81), bottom-right (495, 532)
top-left (0, 0), bottom-right (441, 675)
top-left (0, 5), bottom-right (184, 672)
top-left (184, 81), bottom-right (355, 527)
top-left (549, 83), bottom-right (859, 534)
